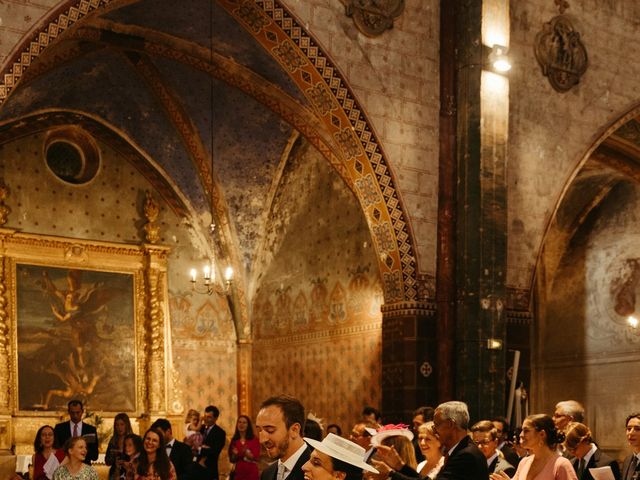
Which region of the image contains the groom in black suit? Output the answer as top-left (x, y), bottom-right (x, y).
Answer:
top-left (256, 395), bottom-right (311, 480)
top-left (434, 401), bottom-right (488, 480)
top-left (53, 400), bottom-right (99, 464)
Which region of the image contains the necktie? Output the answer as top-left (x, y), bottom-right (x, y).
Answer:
top-left (277, 464), bottom-right (287, 480)
top-left (629, 456), bottom-right (638, 480)
top-left (577, 458), bottom-right (585, 479)
top-left (73, 423), bottom-right (79, 438)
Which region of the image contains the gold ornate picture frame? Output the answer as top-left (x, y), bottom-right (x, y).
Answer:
top-left (0, 228), bottom-right (170, 452)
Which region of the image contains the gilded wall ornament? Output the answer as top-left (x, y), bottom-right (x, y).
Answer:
top-left (534, 14), bottom-right (588, 92)
top-left (344, 0), bottom-right (405, 37)
top-left (143, 191), bottom-right (161, 244)
top-left (0, 185), bottom-right (10, 226)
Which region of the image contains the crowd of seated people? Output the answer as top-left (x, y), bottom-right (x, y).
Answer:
top-left (15, 397), bottom-right (640, 480)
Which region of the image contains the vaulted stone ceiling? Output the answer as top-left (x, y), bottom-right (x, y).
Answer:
top-left (0, 0), bottom-right (332, 286)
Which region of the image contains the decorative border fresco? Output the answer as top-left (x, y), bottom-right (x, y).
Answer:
top-left (0, 0), bottom-right (420, 303)
top-left (218, 0), bottom-right (418, 302)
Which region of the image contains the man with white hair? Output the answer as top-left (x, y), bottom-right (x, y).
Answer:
top-left (433, 401), bottom-right (488, 480)
top-left (553, 400), bottom-right (585, 433)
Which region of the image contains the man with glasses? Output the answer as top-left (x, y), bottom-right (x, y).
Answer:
top-left (492, 416), bottom-right (520, 467)
top-left (553, 400), bottom-right (585, 433)
top-left (470, 420), bottom-right (515, 476)
top-left (433, 401), bottom-right (487, 480)
top-left (350, 421), bottom-right (377, 461)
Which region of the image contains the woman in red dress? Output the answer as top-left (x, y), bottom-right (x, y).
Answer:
top-left (33, 425), bottom-right (66, 480)
top-left (228, 416), bottom-right (260, 480)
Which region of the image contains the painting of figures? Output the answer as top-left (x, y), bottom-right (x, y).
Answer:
top-left (16, 264), bottom-right (136, 412)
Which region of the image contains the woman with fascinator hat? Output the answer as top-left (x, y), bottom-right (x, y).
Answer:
top-left (368, 425), bottom-right (420, 480)
top-left (303, 433), bottom-right (378, 480)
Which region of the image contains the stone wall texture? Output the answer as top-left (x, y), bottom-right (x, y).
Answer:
top-left (282, 0), bottom-right (441, 275)
top-left (508, 0), bottom-right (640, 291)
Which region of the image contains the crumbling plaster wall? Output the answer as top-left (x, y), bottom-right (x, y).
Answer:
top-left (537, 181), bottom-right (640, 458)
top-left (0, 132), bottom-right (237, 433)
top-left (252, 138), bottom-right (383, 428)
top-left (508, 0), bottom-right (640, 291)
top-left (282, 0), bottom-right (441, 277)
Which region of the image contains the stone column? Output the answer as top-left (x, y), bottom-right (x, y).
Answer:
top-left (381, 301), bottom-right (437, 422)
top-left (236, 340), bottom-right (252, 415)
top-left (454, 0), bottom-right (510, 419)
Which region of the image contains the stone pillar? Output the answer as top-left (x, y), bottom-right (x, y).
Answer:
top-left (381, 301), bottom-right (437, 422)
top-left (454, 0), bottom-right (509, 419)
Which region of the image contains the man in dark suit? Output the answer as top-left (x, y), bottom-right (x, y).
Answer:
top-left (199, 405), bottom-right (226, 480)
top-left (622, 413), bottom-right (640, 480)
top-left (256, 395), bottom-right (311, 480)
top-left (53, 400), bottom-right (98, 464)
top-left (492, 416), bottom-right (521, 468)
top-left (433, 401), bottom-right (488, 480)
top-left (569, 446), bottom-right (620, 480)
top-left (151, 418), bottom-right (193, 479)
top-left (470, 420), bottom-right (515, 477)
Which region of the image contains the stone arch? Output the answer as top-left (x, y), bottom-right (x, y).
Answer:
top-left (0, 0), bottom-right (420, 303)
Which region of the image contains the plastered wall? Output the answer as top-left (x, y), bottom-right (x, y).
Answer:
top-left (251, 138), bottom-right (383, 429)
top-left (537, 181), bottom-right (640, 458)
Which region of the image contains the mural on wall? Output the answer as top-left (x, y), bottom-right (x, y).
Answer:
top-left (17, 265), bottom-right (135, 411)
top-left (251, 138), bottom-right (383, 426)
top-left (169, 291), bottom-right (237, 431)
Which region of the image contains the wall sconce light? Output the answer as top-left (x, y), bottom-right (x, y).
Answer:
top-left (489, 44), bottom-right (511, 73)
top-left (628, 315), bottom-right (639, 329)
top-left (487, 338), bottom-right (503, 350)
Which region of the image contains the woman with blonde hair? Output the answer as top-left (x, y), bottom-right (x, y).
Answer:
top-left (368, 425), bottom-right (419, 480)
top-left (415, 422), bottom-right (443, 479)
top-left (52, 437), bottom-right (99, 480)
top-left (563, 422), bottom-right (620, 480)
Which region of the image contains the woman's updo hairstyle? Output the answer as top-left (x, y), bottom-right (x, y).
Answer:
top-left (527, 414), bottom-right (565, 447)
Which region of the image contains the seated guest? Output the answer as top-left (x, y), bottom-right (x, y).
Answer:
top-left (470, 421), bottom-right (515, 477)
top-left (349, 421), bottom-right (377, 462)
top-left (623, 413), bottom-right (640, 480)
top-left (327, 424), bottom-right (343, 437)
top-left (106, 413), bottom-right (134, 480)
top-left (432, 401), bottom-right (488, 480)
top-left (491, 414), bottom-right (576, 480)
top-left (33, 425), bottom-right (65, 480)
top-left (136, 428), bottom-right (176, 480)
top-left (228, 415), bottom-right (260, 480)
top-left (53, 437), bottom-right (99, 480)
top-left (119, 433), bottom-right (143, 480)
top-left (563, 422), bottom-right (620, 480)
top-left (415, 422), bottom-right (444, 479)
top-left (303, 432), bottom-right (379, 480)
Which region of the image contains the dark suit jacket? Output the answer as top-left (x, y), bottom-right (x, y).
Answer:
top-left (260, 445), bottom-right (311, 480)
top-left (54, 421), bottom-right (99, 464)
top-left (435, 435), bottom-right (489, 480)
top-left (169, 439), bottom-right (195, 479)
top-left (621, 454), bottom-right (639, 480)
top-left (498, 444), bottom-right (521, 469)
top-left (489, 455), bottom-right (516, 477)
top-left (571, 448), bottom-right (620, 480)
top-left (200, 424), bottom-right (226, 480)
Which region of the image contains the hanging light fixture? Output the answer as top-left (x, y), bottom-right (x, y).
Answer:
top-left (188, 0), bottom-right (233, 296)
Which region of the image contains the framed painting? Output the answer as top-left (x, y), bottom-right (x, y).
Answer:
top-left (16, 264), bottom-right (136, 411)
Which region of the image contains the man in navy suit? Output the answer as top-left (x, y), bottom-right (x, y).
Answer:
top-left (53, 400), bottom-right (98, 464)
top-left (256, 395), bottom-right (311, 480)
top-left (199, 405), bottom-right (226, 480)
top-left (433, 401), bottom-right (488, 480)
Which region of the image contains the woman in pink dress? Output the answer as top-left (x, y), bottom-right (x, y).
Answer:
top-left (491, 414), bottom-right (577, 480)
top-left (228, 416), bottom-right (260, 480)
top-left (33, 425), bottom-right (66, 480)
